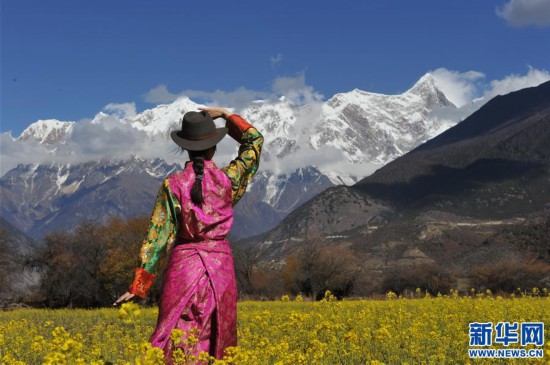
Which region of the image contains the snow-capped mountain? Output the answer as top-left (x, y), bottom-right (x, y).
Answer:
top-left (315, 74), bottom-right (455, 164)
top-left (17, 75), bottom-right (454, 164)
top-left (1, 73), bottom-right (459, 239)
top-left (129, 97), bottom-right (200, 136)
top-left (18, 119), bottom-right (75, 144)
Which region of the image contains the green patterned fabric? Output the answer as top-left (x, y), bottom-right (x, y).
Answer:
top-left (138, 179), bottom-right (180, 275)
top-left (222, 127), bottom-right (264, 205)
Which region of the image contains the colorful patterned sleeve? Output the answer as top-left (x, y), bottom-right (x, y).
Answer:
top-left (221, 114), bottom-right (264, 206)
top-left (129, 179), bottom-right (180, 299)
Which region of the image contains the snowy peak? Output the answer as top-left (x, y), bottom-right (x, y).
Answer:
top-left (242, 98), bottom-right (297, 136)
top-left (312, 74), bottom-right (458, 167)
top-left (240, 100), bottom-right (300, 160)
top-left (407, 73), bottom-right (455, 108)
top-left (130, 96), bottom-right (203, 136)
top-left (16, 97), bottom-right (204, 146)
top-left (18, 119), bottom-right (75, 144)
top-left (325, 73), bottom-right (453, 111)
top-left (408, 73), bottom-right (438, 93)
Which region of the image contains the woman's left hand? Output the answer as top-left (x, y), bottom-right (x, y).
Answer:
top-left (198, 107), bottom-right (231, 120)
top-left (113, 291), bottom-right (135, 306)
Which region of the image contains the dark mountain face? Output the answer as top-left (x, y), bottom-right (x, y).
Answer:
top-left (239, 81), bottom-right (550, 270)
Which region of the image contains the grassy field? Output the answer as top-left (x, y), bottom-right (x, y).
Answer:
top-left (1, 291), bottom-right (548, 364)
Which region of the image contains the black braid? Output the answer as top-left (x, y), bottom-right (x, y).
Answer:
top-left (189, 153), bottom-right (205, 206)
top-left (187, 146), bottom-right (216, 206)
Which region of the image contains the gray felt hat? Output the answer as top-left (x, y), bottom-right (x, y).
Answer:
top-left (170, 111), bottom-right (227, 151)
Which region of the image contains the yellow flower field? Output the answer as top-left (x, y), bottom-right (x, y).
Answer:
top-left (1, 291), bottom-right (548, 364)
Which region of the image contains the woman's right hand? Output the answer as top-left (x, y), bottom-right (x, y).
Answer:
top-left (198, 107), bottom-right (231, 120)
top-left (113, 291), bottom-right (136, 306)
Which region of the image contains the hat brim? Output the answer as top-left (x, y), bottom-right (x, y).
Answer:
top-left (170, 127), bottom-right (228, 151)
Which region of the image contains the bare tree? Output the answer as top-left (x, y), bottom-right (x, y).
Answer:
top-left (285, 234), bottom-right (359, 299)
top-left (233, 245), bottom-right (261, 295)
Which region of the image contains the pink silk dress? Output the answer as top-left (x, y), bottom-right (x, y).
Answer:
top-left (128, 115), bottom-right (263, 363)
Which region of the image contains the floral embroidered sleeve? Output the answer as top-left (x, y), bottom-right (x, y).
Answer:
top-left (129, 179), bottom-right (180, 298)
top-left (221, 114), bottom-right (264, 205)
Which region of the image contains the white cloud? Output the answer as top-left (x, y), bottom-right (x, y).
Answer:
top-left (497, 0), bottom-right (550, 27)
top-left (69, 118), bottom-right (141, 156)
top-left (263, 142), bottom-right (382, 184)
top-left (184, 88), bottom-right (271, 110)
top-left (0, 116), bottom-right (178, 176)
top-left (0, 132), bottom-right (53, 176)
top-left (427, 102), bottom-right (484, 133)
top-left (431, 66), bottom-right (550, 106)
top-left (103, 102), bottom-right (137, 119)
top-left (144, 84), bottom-right (269, 109)
top-left (431, 68), bottom-right (486, 107)
top-left (272, 73), bottom-right (324, 104)
top-left (483, 66), bottom-right (550, 99)
top-left (270, 53), bottom-right (283, 66)
top-left (428, 66), bottom-right (550, 128)
top-left (144, 84), bottom-right (179, 104)
top-left (144, 73), bottom-right (322, 108)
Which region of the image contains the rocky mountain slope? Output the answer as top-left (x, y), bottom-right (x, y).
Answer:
top-left (0, 158), bottom-right (180, 238)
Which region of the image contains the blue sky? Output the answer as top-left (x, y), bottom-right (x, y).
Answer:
top-left (1, 0), bottom-right (549, 135)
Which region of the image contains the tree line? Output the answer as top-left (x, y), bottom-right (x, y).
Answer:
top-left (1, 216), bottom-right (548, 308)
